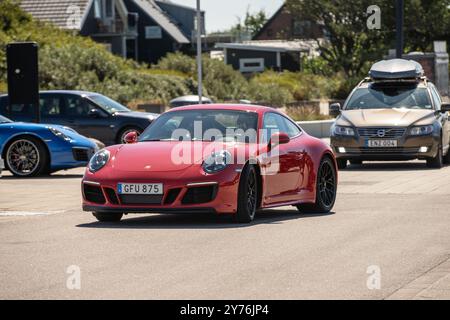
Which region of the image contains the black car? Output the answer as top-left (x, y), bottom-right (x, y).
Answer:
top-left (0, 91), bottom-right (158, 145)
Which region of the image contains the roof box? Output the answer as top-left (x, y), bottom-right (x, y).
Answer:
top-left (369, 59), bottom-right (424, 80)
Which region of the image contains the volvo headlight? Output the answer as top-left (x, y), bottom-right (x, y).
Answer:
top-left (48, 127), bottom-right (71, 141)
top-left (89, 149), bottom-right (110, 173)
top-left (202, 150), bottom-right (232, 174)
top-left (334, 125), bottom-right (355, 136)
top-left (409, 125), bottom-right (434, 136)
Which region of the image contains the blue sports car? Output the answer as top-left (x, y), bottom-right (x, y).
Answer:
top-left (0, 114), bottom-right (97, 177)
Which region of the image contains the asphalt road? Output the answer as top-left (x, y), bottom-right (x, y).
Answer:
top-left (1, 161), bottom-right (450, 299)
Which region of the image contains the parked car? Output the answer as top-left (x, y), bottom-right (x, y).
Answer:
top-left (0, 91), bottom-right (158, 145)
top-left (169, 95), bottom-right (213, 108)
top-left (82, 104), bottom-right (337, 223)
top-left (0, 114), bottom-right (97, 177)
top-left (330, 59), bottom-right (450, 169)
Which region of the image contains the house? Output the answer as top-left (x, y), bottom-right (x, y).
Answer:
top-left (123, 0), bottom-right (205, 64)
top-left (215, 40), bottom-right (320, 73)
top-left (20, 0), bottom-right (204, 64)
top-left (214, 3), bottom-right (325, 74)
top-left (253, 3), bottom-right (324, 41)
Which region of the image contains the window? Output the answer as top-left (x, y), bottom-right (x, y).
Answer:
top-left (94, 0), bottom-right (101, 18)
top-left (293, 20), bottom-right (312, 37)
top-left (281, 117), bottom-right (302, 138)
top-left (345, 85), bottom-right (433, 110)
top-left (262, 113), bottom-right (284, 144)
top-left (105, 0), bottom-right (114, 18)
top-left (139, 110), bottom-right (258, 143)
top-left (65, 96), bottom-right (91, 117)
top-left (239, 58), bottom-right (265, 73)
top-left (429, 85), bottom-right (442, 110)
top-left (40, 96), bottom-right (63, 116)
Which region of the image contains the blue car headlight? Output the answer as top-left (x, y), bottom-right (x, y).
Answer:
top-left (202, 150), bottom-right (232, 174)
top-left (334, 125), bottom-right (355, 136)
top-left (409, 125), bottom-right (434, 136)
top-left (48, 127), bottom-right (71, 141)
top-left (89, 149), bottom-right (110, 173)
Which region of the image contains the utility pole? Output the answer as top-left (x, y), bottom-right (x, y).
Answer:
top-left (395, 0), bottom-right (404, 58)
top-left (196, 0), bottom-right (203, 104)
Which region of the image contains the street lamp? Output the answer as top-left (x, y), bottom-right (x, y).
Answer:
top-left (196, 0), bottom-right (203, 104)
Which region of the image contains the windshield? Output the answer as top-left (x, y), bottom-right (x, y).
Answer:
top-left (139, 110), bottom-right (258, 143)
top-left (88, 95), bottom-right (130, 114)
top-left (0, 114), bottom-right (12, 123)
top-left (345, 85), bottom-right (433, 110)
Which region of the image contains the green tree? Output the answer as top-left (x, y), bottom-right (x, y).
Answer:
top-left (286, 0), bottom-right (394, 77)
top-left (403, 0), bottom-right (450, 52)
top-left (287, 0), bottom-right (450, 77)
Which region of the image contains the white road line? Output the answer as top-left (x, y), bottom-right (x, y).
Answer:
top-left (0, 210), bottom-right (64, 216)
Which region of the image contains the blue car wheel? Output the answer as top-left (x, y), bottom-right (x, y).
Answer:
top-left (5, 137), bottom-right (49, 177)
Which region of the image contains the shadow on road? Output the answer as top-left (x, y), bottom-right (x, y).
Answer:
top-left (1, 174), bottom-right (83, 180)
top-left (77, 209), bottom-right (335, 230)
top-left (343, 161), bottom-right (441, 172)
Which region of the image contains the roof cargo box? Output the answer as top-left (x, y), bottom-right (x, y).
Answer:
top-left (369, 59), bottom-right (424, 80)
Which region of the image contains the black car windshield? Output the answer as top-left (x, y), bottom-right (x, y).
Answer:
top-left (139, 110), bottom-right (258, 143)
top-left (88, 95), bottom-right (130, 114)
top-left (0, 114), bottom-right (12, 123)
top-left (345, 85), bottom-right (433, 110)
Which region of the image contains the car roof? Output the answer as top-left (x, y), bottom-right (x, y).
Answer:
top-left (165, 104), bottom-right (275, 114)
top-left (0, 90), bottom-right (101, 98)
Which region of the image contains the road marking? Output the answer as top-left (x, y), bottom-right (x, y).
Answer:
top-left (0, 210), bottom-right (64, 216)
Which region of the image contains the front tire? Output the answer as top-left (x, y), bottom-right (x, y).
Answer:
top-left (427, 140), bottom-right (443, 169)
top-left (297, 157), bottom-right (337, 214)
top-left (93, 212), bottom-right (123, 222)
top-left (234, 165), bottom-right (258, 223)
top-left (5, 137), bottom-right (49, 177)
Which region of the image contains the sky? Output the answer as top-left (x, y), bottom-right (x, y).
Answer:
top-left (170, 0), bottom-right (285, 33)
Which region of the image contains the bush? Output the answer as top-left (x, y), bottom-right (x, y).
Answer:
top-left (0, 0), bottom-right (193, 105)
top-left (154, 52), bottom-right (248, 101)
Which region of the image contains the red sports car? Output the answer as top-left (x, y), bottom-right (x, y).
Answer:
top-left (82, 104), bottom-right (337, 223)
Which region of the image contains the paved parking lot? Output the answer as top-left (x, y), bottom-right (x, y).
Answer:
top-left (1, 161), bottom-right (450, 299)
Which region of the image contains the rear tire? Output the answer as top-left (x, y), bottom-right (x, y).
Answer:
top-left (427, 140), bottom-right (443, 169)
top-left (337, 158), bottom-right (347, 170)
top-left (234, 165), bottom-right (258, 223)
top-left (93, 212), bottom-right (123, 222)
top-left (297, 157), bottom-right (337, 214)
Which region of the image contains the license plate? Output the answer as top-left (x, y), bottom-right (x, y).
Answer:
top-left (117, 183), bottom-right (163, 195)
top-left (367, 139), bottom-right (398, 148)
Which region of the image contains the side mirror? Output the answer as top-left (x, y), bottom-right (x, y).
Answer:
top-left (88, 109), bottom-right (102, 118)
top-left (269, 132), bottom-right (290, 149)
top-left (124, 131), bottom-right (138, 144)
top-left (441, 103), bottom-right (450, 113)
top-left (329, 103), bottom-right (341, 117)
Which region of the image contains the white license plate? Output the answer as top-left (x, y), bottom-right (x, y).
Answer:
top-left (118, 183), bottom-right (163, 195)
top-left (367, 139), bottom-right (398, 148)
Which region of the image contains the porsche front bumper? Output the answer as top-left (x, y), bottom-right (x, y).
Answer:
top-left (81, 167), bottom-right (242, 215)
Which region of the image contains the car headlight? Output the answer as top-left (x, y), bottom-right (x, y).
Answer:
top-left (89, 149), bottom-right (110, 173)
top-left (202, 150), bottom-right (232, 174)
top-left (334, 126), bottom-right (355, 136)
top-left (48, 127), bottom-right (71, 141)
top-left (409, 125), bottom-right (434, 136)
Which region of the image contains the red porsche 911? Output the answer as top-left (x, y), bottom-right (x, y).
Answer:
top-left (82, 104), bottom-right (338, 223)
